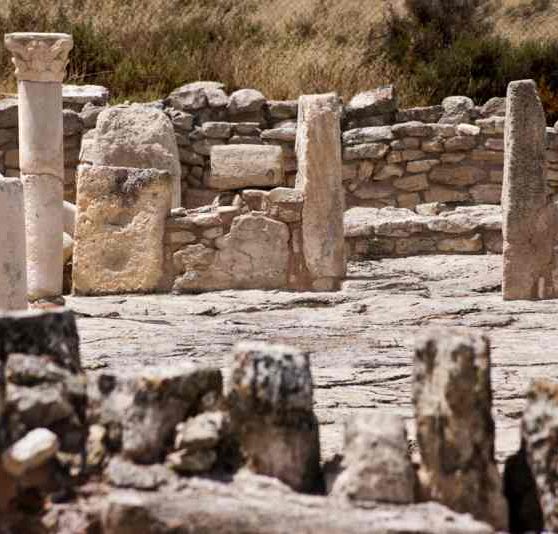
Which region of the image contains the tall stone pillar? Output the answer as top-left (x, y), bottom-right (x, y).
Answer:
top-left (4, 33), bottom-right (73, 302)
top-left (502, 79), bottom-right (556, 300)
top-left (295, 93), bottom-right (346, 291)
top-left (0, 177), bottom-right (27, 310)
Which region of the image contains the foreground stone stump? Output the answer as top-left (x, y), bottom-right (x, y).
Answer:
top-left (87, 364), bottom-right (222, 464)
top-left (227, 342), bottom-right (321, 493)
top-left (331, 412), bottom-right (415, 503)
top-left (0, 178), bottom-right (27, 310)
top-left (296, 93), bottom-right (346, 291)
top-left (413, 328), bottom-right (507, 530)
top-left (502, 79), bottom-right (556, 300)
top-left (73, 165), bottom-right (173, 295)
top-left (5, 33), bottom-right (73, 302)
top-left (520, 378), bottom-right (558, 531)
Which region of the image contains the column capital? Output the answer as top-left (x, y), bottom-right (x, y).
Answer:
top-left (4, 32), bottom-right (73, 83)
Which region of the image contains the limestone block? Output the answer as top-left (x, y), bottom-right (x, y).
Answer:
top-left (201, 121), bottom-right (232, 139)
top-left (331, 413), bottom-right (415, 503)
top-left (444, 136), bottom-right (477, 151)
top-left (63, 200), bottom-right (76, 237)
top-left (394, 174), bottom-right (428, 192)
top-left (439, 96), bottom-right (475, 124)
top-left (268, 100), bottom-right (298, 121)
top-left (345, 86), bottom-right (397, 119)
top-left (0, 177), bottom-right (27, 310)
top-left (480, 97), bottom-right (506, 117)
top-left (63, 84), bottom-right (110, 107)
top-left (296, 93), bottom-right (346, 289)
top-left (406, 159), bottom-right (438, 173)
top-left (502, 80), bottom-right (556, 300)
top-left (429, 166), bottom-right (485, 186)
top-left (343, 143), bottom-right (388, 160)
top-left (261, 124), bottom-right (297, 142)
top-left (2, 428), bottom-right (59, 477)
top-left (227, 341), bottom-right (321, 492)
top-left (342, 126), bottom-right (394, 145)
top-left (392, 121), bottom-right (432, 138)
top-left (267, 187), bottom-right (303, 223)
top-left (353, 181), bottom-right (394, 200)
top-left (517, 378), bottom-right (558, 531)
top-left (208, 145), bottom-right (284, 190)
top-left (413, 328), bottom-right (508, 530)
top-left (73, 165), bottom-right (172, 295)
top-left (396, 105), bottom-right (443, 123)
top-left (437, 234), bottom-right (483, 252)
top-left (424, 186), bottom-right (470, 204)
top-left (470, 184), bottom-right (502, 204)
top-left (88, 364), bottom-right (222, 464)
top-left (397, 192), bottom-right (420, 208)
top-left (374, 164), bottom-right (404, 181)
top-left (228, 89), bottom-right (266, 115)
top-left (92, 104), bottom-right (181, 207)
top-left (166, 81), bottom-right (227, 112)
top-left (173, 214), bottom-right (290, 291)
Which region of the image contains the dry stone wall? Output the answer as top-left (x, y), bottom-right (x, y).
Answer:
top-left (4, 82), bottom-right (558, 212)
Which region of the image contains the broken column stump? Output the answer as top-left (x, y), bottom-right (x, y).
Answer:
top-left (502, 79), bottom-right (557, 300)
top-left (413, 328), bottom-right (507, 530)
top-left (296, 93), bottom-right (346, 291)
top-left (227, 341), bottom-right (321, 493)
top-left (519, 378), bottom-right (558, 532)
top-left (331, 412), bottom-right (415, 503)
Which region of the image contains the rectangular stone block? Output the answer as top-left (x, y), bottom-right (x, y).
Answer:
top-left (208, 145), bottom-right (284, 190)
top-left (73, 165), bottom-right (172, 295)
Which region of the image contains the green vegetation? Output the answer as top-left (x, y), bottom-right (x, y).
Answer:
top-left (0, 0), bottom-right (557, 116)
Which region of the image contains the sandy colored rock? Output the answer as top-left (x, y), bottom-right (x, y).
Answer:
top-left (73, 165), bottom-right (172, 295)
top-left (208, 144), bottom-right (284, 190)
top-left (0, 177), bottom-right (27, 310)
top-left (227, 342), bottom-right (321, 493)
top-left (331, 412), bottom-right (415, 503)
top-left (2, 427), bottom-right (59, 477)
top-left (413, 328), bottom-right (508, 531)
top-left (92, 104), bottom-right (181, 207)
top-left (502, 80), bottom-right (556, 300)
top-left (173, 213), bottom-right (289, 291)
top-left (296, 93), bottom-right (346, 290)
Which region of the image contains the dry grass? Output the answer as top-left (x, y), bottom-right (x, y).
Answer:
top-left (0, 0), bottom-right (555, 104)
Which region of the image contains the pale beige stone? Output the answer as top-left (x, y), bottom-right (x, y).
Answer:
top-left (438, 234), bottom-right (483, 252)
top-left (502, 80), bottom-right (556, 300)
top-left (296, 94), bottom-right (346, 289)
top-left (2, 428), bottom-right (59, 477)
top-left (394, 174), bottom-right (428, 192)
top-left (73, 165), bottom-right (172, 295)
top-left (208, 144), bottom-right (284, 190)
top-left (92, 104), bottom-right (181, 207)
top-left (173, 214), bottom-right (289, 291)
top-left (0, 177), bottom-right (27, 310)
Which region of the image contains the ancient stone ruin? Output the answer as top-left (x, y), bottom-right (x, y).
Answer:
top-left (3, 31), bottom-right (558, 533)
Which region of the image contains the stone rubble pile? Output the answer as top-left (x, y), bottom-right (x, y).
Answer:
top-left (0, 308), bottom-right (557, 532)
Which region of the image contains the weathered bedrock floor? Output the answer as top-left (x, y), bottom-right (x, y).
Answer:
top-left (67, 254), bottom-right (558, 464)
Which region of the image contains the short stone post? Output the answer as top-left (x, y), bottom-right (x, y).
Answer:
top-left (518, 378), bottom-right (558, 531)
top-left (413, 328), bottom-right (508, 530)
top-left (0, 177), bottom-right (27, 310)
top-left (502, 79), bottom-right (556, 300)
top-left (295, 93), bottom-right (346, 291)
top-left (4, 33), bottom-right (73, 302)
top-left (331, 412), bottom-right (415, 503)
top-left (226, 341), bottom-right (321, 492)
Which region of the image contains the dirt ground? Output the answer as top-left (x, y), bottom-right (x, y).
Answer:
top-left (67, 254), bottom-right (558, 465)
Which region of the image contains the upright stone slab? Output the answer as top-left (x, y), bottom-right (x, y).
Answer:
top-left (91, 104), bottom-right (182, 208)
top-left (520, 378), bottom-right (558, 531)
top-left (226, 342), bottom-right (321, 493)
top-left (295, 94), bottom-right (346, 291)
top-left (5, 33), bottom-right (73, 302)
top-left (73, 165), bottom-right (172, 295)
top-left (0, 177), bottom-right (27, 310)
top-left (413, 328), bottom-right (507, 531)
top-left (331, 412), bottom-right (415, 503)
top-left (502, 80), bottom-right (556, 300)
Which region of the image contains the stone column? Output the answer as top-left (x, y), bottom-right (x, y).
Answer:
top-left (295, 93), bottom-right (346, 291)
top-left (4, 33), bottom-right (73, 302)
top-left (0, 177), bottom-right (27, 310)
top-left (413, 328), bottom-right (508, 531)
top-left (502, 79), bottom-right (556, 300)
